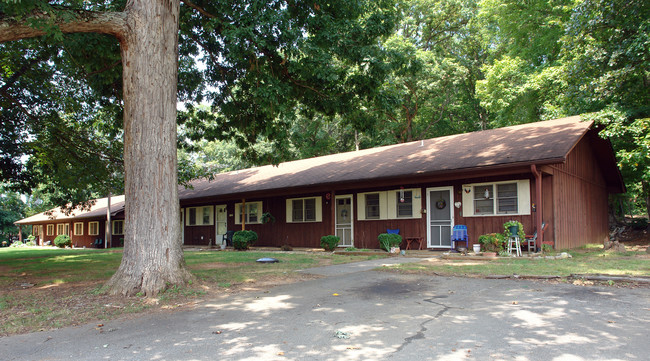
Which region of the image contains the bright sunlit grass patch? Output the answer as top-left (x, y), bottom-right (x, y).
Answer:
top-left (384, 249), bottom-right (649, 277)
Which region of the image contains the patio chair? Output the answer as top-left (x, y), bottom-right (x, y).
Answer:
top-left (524, 222), bottom-right (546, 254)
top-left (222, 230), bottom-right (235, 247)
top-left (451, 225), bottom-right (468, 251)
top-left (93, 238), bottom-right (104, 248)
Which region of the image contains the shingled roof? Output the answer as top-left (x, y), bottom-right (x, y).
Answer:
top-left (14, 195), bottom-right (125, 225)
top-left (178, 116), bottom-right (607, 200)
top-left (15, 116), bottom-right (623, 226)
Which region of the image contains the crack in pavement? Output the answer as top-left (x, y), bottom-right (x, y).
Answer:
top-left (392, 297), bottom-right (462, 354)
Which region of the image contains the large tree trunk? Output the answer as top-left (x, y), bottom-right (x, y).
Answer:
top-left (104, 0), bottom-right (191, 296)
top-left (1, 1), bottom-right (191, 297)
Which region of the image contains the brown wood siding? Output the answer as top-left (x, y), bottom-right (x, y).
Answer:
top-left (353, 219), bottom-right (423, 249)
top-left (452, 180), bottom-right (536, 247)
top-left (551, 138), bottom-right (609, 249)
top-left (542, 175), bottom-right (555, 244)
top-left (70, 219), bottom-right (107, 248)
top-left (32, 219), bottom-right (108, 248)
top-left (194, 176), bottom-right (542, 249)
top-left (239, 197), bottom-right (333, 248)
top-left (184, 225), bottom-right (215, 246)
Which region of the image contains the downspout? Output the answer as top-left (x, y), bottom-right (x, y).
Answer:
top-left (330, 191), bottom-right (336, 236)
top-left (241, 198), bottom-right (246, 231)
top-left (106, 191), bottom-right (111, 249)
top-left (531, 164), bottom-right (543, 250)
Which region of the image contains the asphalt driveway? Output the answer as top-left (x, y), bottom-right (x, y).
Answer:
top-left (2, 257), bottom-right (648, 360)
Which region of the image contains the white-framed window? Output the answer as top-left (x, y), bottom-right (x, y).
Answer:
top-left (357, 188), bottom-right (421, 220)
top-left (365, 193), bottom-right (381, 219)
top-left (186, 206), bottom-right (214, 226)
top-left (396, 190), bottom-right (413, 218)
top-left (46, 224), bottom-right (54, 236)
top-left (89, 221), bottom-right (99, 236)
top-left (286, 197), bottom-right (322, 223)
top-left (462, 180), bottom-right (530, 217)
top-left (57, 223), bottom-right (69, 236)
top-left (235, 201), bottom-right (263, 225)
top-left (73, 222), bottom-right (84, 236)
top-left (112, 220), bottom-right (124, 235)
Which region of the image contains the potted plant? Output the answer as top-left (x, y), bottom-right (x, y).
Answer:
top-left (378, 233), bottom-right (402, 253)
top-left (478, 233), bottom-right (506, 256)
top-left (503, 220), bottom-right (525, 239)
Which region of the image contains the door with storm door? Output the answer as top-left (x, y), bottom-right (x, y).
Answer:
top-left (335, 196), bottom-right (353, 247)
top-left (215, 205), bottom-right (227, 246)
top-left (426, 187), bottom-right (454, 248)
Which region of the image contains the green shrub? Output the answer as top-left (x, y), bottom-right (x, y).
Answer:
top-left (27, 235), bottom-right (36, 242)
top-left (478, 233), bottom-right (506, 252)
top-left (320, 235), bottom-right (340, 251)
top-left (54, 235), bottom-right (72, 248)
top-left (9, 240), bottom-right (24, 248)
top-left (233, 230), bottom-right (258, 250)
top-left (378, 233), bottom-right (402, 252)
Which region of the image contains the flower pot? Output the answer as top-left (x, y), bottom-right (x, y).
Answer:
top-left (390, 247), bottom-right (400, 254)
top-left (508, 225), bottom-right (519, 236)
top-left (472, 244), bottom-right (481, 253)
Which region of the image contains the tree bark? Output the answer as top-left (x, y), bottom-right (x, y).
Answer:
top-left (104, 0), bottom-right (191, 296)
top-left (0, 11), bottom-right (127, 42)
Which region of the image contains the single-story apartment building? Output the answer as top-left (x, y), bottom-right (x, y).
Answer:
top-left (16, 116), bottom-right (624, 250)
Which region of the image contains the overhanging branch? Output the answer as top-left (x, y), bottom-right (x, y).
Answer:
top-left (0, 11), bottom-right (128, 43)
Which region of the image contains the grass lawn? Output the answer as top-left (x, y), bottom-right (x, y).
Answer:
top-left (0, 247), bottom-right (384, 336)
top-left (382, 245), bottom-right (650, 279)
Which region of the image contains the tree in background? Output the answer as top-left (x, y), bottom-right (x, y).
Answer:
top-left (561, 0), bottom-right (649, 219)
top-left (0, 186), bottom-right (28, 243)
top-left (368, 0), bottom-right (487, 143)
top-left (476, 0), bottom-right (573, 126)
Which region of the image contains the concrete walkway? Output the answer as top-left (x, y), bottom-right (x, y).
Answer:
top-left (1, 257), bottom-right (648, 361)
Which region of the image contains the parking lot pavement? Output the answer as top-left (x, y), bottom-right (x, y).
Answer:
top-left (2, 260), bottom-right (649, 361)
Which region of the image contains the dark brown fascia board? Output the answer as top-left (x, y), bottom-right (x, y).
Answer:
top-left (178, 158), bottom-right (565, 207)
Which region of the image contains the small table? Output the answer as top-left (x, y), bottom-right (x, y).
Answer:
top-left (405, 237), bottom-right (423, 250)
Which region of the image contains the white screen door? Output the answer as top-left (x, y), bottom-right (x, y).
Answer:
top-left (335, 195), bottom-right (353, 247)
top-left (215, 205), bottom-right (227, 244)
top-left (426, 187), bottom-right (454, 248)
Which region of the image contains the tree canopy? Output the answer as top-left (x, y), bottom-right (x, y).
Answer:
top-left (2, 0), bottom-right (648, 235)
